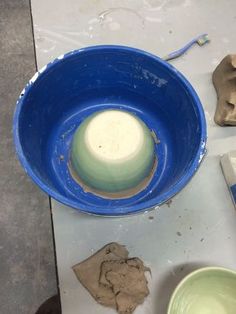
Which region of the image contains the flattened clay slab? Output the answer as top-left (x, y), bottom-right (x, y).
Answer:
top-left (213, 54), bottom-right (236, 126)
top-left (72, 242), bottom-right (150, 313)
top-left (73, 242), bottom-right (128, 308)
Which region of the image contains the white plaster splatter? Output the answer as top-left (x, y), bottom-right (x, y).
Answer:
top-left (57, 54), bottom-right (65, 60)
top-left (39, 65), bottom-right (47, 74)
top-left (198, 152), bottom-right (205, 164)
top-left (198, 140), bottom-right (206, 164)
top-left (201, 141), bottom-right (206, 150)
top-left (142, 69), bottom-right (168, 87)
top-left (29, 72), bottom-right (39, 84)
top-left (20, 88), bottom-right (25, 97)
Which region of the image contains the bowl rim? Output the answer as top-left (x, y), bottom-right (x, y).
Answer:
top-left (13, 45), bottom-right (207, 216)
top-left (167, 266), bottom-right (236, 313)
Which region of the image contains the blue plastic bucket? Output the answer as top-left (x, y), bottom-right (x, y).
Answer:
top-left (13, 46), bottom-right (206, 215)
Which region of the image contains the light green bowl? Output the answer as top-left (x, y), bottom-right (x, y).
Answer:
top-left (71, 109), bottom-right (155, 194)
top-left (168, 267), bottom-right (236, 314)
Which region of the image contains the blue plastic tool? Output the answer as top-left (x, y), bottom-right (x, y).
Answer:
top-left (163, 33), bottom-right (210, 61)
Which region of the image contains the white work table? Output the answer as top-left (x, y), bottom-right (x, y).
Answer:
top-left (31, 1), bottom-right (236, 313)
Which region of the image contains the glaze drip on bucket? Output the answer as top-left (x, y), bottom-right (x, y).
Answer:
top-left (70, 109), bottom-right (156, 198)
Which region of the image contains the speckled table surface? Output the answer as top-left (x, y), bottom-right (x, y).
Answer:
top-left (31, 0), bottom-right (236, 313)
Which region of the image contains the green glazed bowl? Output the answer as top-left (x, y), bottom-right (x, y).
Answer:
top-left (71, 109), bottom-right (155, 194)
top-left (168, 267), bottom-right (236, 314)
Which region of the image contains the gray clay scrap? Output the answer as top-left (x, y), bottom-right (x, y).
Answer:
top-left (213, 54), bottom-right (236, 126)
top-left (73, 242), bottom-right (150, 314)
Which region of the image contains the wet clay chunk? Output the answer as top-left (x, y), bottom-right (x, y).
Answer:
top-left (212, 54), bottom-right (236, 126)
top-left (100, 258), bottom-right (149, 313)
top-left (72, 243), bottom-right (150, 313)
